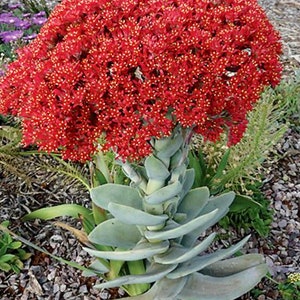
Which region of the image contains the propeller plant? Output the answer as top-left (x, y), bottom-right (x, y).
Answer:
top-left (0, 0), bottom-right (282, 298)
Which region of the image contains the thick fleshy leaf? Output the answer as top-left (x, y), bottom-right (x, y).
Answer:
top-left (155, 133), bottom-right (183, 158)
top-left (83, 240), bottom-right (169, 261)
top-left (122, 277), bottom-right (188, 300)
top-left (154, 233), bottom-right (216, 264)
top-left (144, 209), bottom-right (219, 241)
top-left (200, 254), bottom-right (265, 277)
top-left (90, 184), bottom-right (142, 210)
top-left (180, 169), bottom-right (195, 199)
top-left (181, 192), bottom-right (235, 247)
top-left (108, 202), bottom-right (168, 226)
top-left (88, 219), bottom-right (141, 248)
top-left (177, 187), bottom-right (210, 222)
top-left (167, 235), bottom-right (250, 279)
top-left (176, 264), bottom-right (268, 300)
top-left (94, 263), bottom-right (178, 289)
top-left (198, 191), bottom-right (235, 216)
top-left (144, 181), bottom-right (182, 205)
top-left (145, 155), bottom-right (170, 180)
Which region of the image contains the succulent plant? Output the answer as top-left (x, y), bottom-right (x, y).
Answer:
top-left (84, 126), bottom-right (267, 299)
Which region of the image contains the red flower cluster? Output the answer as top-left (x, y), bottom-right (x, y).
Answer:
top-left (0, 0), bottom-right (282, 161)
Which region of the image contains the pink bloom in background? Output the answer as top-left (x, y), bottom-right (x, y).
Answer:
top-left (0, 0), bottom-right (282, 161)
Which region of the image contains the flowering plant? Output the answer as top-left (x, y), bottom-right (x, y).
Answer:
top-left (0, 2), bottom-right (48, 74)
top-left (0, 0), bottom-right (282, 298)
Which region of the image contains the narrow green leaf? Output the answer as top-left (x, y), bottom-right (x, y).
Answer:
top-left (212, 149), bottom-right (230, 180)
top-left (0, 262), bottom-right (11, 272)
top-left (9, 241), bottom-right (22, 250)
top-left (88, 219), bottom-right (142, 248)
top-left (0, 254), bottom-right (15, 263)
top-left (22, 204), bottom-right (94, 226)
top-left (108, 202), bottom-right (168, 226)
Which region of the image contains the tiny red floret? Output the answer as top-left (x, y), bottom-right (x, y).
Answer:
top-left (0, 0), bottom-right (282, 161)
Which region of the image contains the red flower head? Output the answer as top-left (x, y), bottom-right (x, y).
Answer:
top-left (0, 0), bottom-right (282, 161)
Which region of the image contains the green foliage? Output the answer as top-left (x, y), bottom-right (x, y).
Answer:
top-left (0, 221), bottom-right (31, 274)
top-left (0, 125), bottom-right (32, 183)
top-left (20, 0), bottom-right (52, 16)
top-left (277, 273), bottom-right (300, 300)
top-left (269, 71), bottom-right (300, 126)
top-left (218, 182), bottom-right (273, 237)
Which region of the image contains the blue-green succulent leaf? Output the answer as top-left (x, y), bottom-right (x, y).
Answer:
top-left (155, 133), bottom-right (183, 158)
top-left (145, 155), bottom-right (170, 180)
top-left (167, 235), bottom-right (251, 279)
top-left (88, 219), bottom-right (141, 248)
top-left (83, 240), bottom-right (169, 261)
top-left (90, 184), bottom-right (142, 210)
top-left (181, 191), bottom-right (235, 247)
top-left (176, 264), bottom-right (268, 300)
top-left (144, 209), bottom-right (219, 241)
top-left (200, 254), bottom-right (265, 277)
top-left (177, 187), bottom-right (210, 222)
top-left (154, 233), bottom-right (216, 264)
top-left (94, 263), bottom-right (178, 289)
top-left (145, 181), bottom-right (182, 205)
top-left (199, 191), bottom-right (235, 216)
top-left (108, 202), bottom-right (169, 226)
top-left (180, 169), bottom-right (195, 199)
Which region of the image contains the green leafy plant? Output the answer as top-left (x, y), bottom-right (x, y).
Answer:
top-left (270, 71), bottom-right (300, 126)
top-left (218, 182), bottom-right (273, 237)
top-left (20, 0), bottom-right (52, 16)
top-left (0, 221), bottom-right (31, 274)
top-left (278, 273), bottom-right (300, 300)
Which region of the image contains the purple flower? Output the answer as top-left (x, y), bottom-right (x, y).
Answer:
top-left (14, 19), bottom-right (31, 30)
top-left (0, 13), bottom-right (20, 25)
top-left (23, 33), bottom-right (37, 41)
top-left (8, 4), bottom-right (22, 10)
top-left (0, 30), bottom-right (23, 43)
top-left (0, 69), bottom-right (5, 77)
top-left (22, 13), bottom-right (31, 18)
top-left (31, 16), bottom-right (47, 26)
top-left (33, 11), bottom-right (46, 17)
